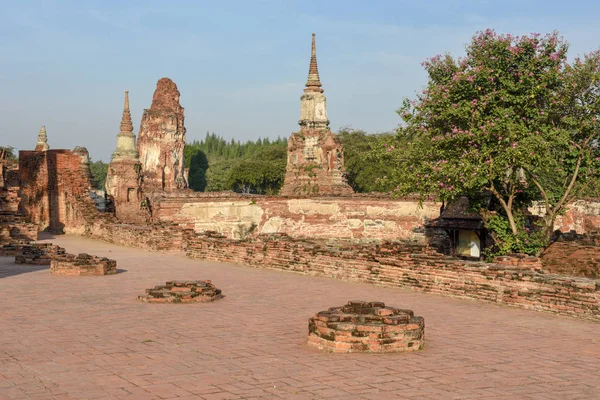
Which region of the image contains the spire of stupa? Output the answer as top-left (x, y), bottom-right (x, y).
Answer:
top-left (304, 33), bottom-right (323, 93)
top-left (119, 91), bottom-right (134, 134)
top-left (111, 91), bottom-right (138, 161)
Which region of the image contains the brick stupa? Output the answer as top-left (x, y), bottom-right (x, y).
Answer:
top-left (137, 78), bottom-right (187, 193)
top-left (105, 91), bottom-right (146, 224)
top-left (34, 126), bottom-right (49, 152)
top-left (279, 34), bottom-right (353, 196)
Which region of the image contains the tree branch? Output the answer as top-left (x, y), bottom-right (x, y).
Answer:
top-left (529, 174), bottom-right (551, 212)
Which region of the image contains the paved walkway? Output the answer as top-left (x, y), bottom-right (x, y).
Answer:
top-left (1, 235), bottom-right (599, 400)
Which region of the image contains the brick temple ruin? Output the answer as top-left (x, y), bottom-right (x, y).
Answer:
top-left (137, 77), bottom-right (187, 193)
top-left (280, 34), bottom-right (353, 196)
top-left (0, 34), bottom-right (599, 321)
top-left (105, 91), bottom-right (147, 224)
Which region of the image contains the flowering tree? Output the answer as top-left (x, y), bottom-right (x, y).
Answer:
top-left (387, 30), bottom-right (599, 252)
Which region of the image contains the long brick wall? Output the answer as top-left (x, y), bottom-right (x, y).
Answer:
top-left (153, 193), bottom-right (441, 242)
top-left (186, 233), bottom-right (600, 321)
top-left (87, 221), bottom-right (184, 252)
top-left (153, 194), bottom-right (599, 243)
top-left (18, 150), bottom-right (100, 234)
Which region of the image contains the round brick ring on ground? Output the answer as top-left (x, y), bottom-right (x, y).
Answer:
top-left (308, 300), bottom-right (424, 353)
top-left (137, 280), bottom-right (224, 303)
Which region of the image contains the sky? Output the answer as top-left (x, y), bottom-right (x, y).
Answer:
top-left (1, 0), bottom-right (600, 162)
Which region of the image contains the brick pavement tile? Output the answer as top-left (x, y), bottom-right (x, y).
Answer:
top-left (139, 382), bottom-right (193, 397)
top-left (2, 235), bottom-right (600, 400)
top-left (200, 392), bottom-right (242, 400)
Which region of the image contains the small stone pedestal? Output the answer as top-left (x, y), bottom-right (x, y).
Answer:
top-left (50, 253), bottom-right (117, 276)
top-left (308, 301), bottom-right (424, 353)
top-left (137, 280), bottom-right (224, 303)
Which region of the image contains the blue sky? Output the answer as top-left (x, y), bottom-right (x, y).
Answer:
top-left (1, 0), bottom-right (600, 161)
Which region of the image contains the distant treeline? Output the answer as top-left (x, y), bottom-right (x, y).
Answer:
top-left (184, 132), bottom-right (288, 194)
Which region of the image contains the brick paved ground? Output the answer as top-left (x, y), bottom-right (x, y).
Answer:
top-left (1, 235), bottom-right (599, 400)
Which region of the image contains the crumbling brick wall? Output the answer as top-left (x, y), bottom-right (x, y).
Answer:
top-left (541, 233), bottom-right (600, 278)
top-left (530, 199), bottom-right (600, 234)
top-left (0, 158), bottom-right (37, 244)
top-left (152, 193), bottom-right (440, 242)
top-left (186, 232), bottom-right (600, 321)
top-left (18, 149), bottom-right (100, 234)
top-left (87, 221), bottom-right (184, 251)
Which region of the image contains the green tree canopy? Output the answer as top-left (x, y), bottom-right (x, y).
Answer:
top-left (337, 128), bottom-right (397, 193)
top-left (184, 132), bottom-right (287, 193)
top-left (379, 29), bottom-right (600, 254)
top-left (89, 160), bottom-right (108, 190)
top-left (0, 146), bottom-right (17, 161)
top-left (226, 145), bottom-right (287, 194)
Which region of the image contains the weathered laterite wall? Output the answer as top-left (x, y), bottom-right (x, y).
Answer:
top-left (186, 232), bottom-right (600, 321)
top-left (18, 150), bottom-right (100, 234)
top-left (152, 195), bottom-right (600, 244)
top-left (86, 222), bottom-right (184, 252)
top-left (554, 200), bottom-right (600, 233)
top-left (541, 233), bottom-right (600, 278)
top-left (154, 194), bottom-right (441, 242)
top-left (530, 199), bottom-right (600, 233)
top-left (1, 159), bottom-right (37, 244)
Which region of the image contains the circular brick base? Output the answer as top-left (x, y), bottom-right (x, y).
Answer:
top-left (137, 280), bottom-right (224, 303)
top-left (307, 301), bottom-right (424, 353)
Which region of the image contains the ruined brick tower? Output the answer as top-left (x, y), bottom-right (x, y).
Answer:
top-left (279, 34), bottom-right (353, 196)
top-left (137, 78), bottom-right (187, 193)
top-left (105, 91), bottom-right (146, 223)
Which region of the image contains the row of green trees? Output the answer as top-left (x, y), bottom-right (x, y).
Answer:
top-left (184, 133), bottom-right (288, 194)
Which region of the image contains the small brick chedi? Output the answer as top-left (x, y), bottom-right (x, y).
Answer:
top-left (138, 280), bottom-right (224, 303)
top-left (308, 301), bottom-right (424, 353)
top-left (279, 34), bottom-right (353, 196)
top-left (34, 125), bottom-right (49, 152)
top-left (50, 253), bottom-right (117, 276)
top-left (105, 91), bottom-right (146, 224)
top-left (137, 78), bottom-right (187, 193)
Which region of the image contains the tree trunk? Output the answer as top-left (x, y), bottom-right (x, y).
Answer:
top-left (505, 208), bottom-right (518, 236)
